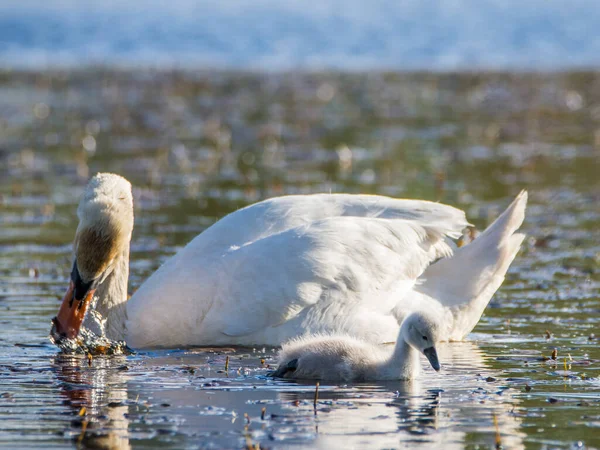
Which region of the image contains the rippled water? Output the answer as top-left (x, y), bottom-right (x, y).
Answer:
top-left (0, 70), bottom-right (599, 449)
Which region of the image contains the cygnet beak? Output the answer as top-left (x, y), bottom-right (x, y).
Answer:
top-left (423, 346), bottom-right (441, 371)
top-left (51, 262), bottom-right (96, 341)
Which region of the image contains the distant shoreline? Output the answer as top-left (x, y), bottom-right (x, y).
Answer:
top-left (1, 66), bottom-right (599, 75)
top-left (1, 0), bottom-right (598, 72)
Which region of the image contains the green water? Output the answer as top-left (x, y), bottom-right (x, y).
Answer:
top-left (0, 70), bottom-right (599, 449)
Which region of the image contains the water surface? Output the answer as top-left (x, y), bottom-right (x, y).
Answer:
top-left (0, 70), bottom-right (599, 449)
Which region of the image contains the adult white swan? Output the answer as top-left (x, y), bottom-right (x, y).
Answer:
top-left (52, 173), bottom-right (526, 348)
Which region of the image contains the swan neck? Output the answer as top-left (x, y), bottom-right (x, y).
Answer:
top-left (94, 245), bottom-right (129, 340)
top-left (381, 336), bottom-right (421, 380)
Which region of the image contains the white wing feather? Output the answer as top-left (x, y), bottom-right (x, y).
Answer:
top-left (189, 194), bottom-right (468, 253)
top-left (212, 217), bottom-right (454, 337)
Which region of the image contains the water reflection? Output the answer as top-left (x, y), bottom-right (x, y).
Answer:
top-left (309, 342), bottom-right (526, 449)
top-left (53, 355), bottom-right (131, 449)
top-left (49, 341), bottom-right (526, 449)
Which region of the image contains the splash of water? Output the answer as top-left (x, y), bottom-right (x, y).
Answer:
top-left (49, 309), bottom-right (132, 356)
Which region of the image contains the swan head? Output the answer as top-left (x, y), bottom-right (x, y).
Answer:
top-left (401, 311), bottom-right (442, 372)
top-left (52, 173), bottom-right (133, 340)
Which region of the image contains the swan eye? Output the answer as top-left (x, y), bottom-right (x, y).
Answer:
top-left (422, 336), bottom-right (428, 341)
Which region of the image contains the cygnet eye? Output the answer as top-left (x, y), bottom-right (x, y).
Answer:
top-left (422, 336), bottom-right (428, 341)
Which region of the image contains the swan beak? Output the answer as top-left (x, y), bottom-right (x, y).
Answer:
top-left (52, 280), bottom-right (95, 340)
top-left (423, 347), bottom-right (441, 371)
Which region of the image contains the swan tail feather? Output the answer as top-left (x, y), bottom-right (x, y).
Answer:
top-left (415, 190), bottom-right (527, 340)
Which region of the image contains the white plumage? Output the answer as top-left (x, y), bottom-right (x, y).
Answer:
top-left (272, 310), bottom-right (443, 381)
top-left (56, 173), bottom-right (527, 349)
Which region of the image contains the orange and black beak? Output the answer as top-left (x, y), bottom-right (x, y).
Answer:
top-left (51, 262), bottom-right (96, 340)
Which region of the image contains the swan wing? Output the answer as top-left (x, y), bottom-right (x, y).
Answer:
top-left (211, 215), bottom-right (458, 338)
top-left (190, 193), bottom-right (469, 255)
top-left (127, 194), bottom-right (469, 347)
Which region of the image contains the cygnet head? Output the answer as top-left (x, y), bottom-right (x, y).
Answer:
top-left (52, 173), bottom-right (134, 340)
top-left (401, 311), bottom-right (442, 371)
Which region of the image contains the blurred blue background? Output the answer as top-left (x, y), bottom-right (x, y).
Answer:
top-left (0, 0), bottom-right (598, 70)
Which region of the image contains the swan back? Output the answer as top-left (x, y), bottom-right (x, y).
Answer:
top-left (126, 194), bottom-right (468, 347)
